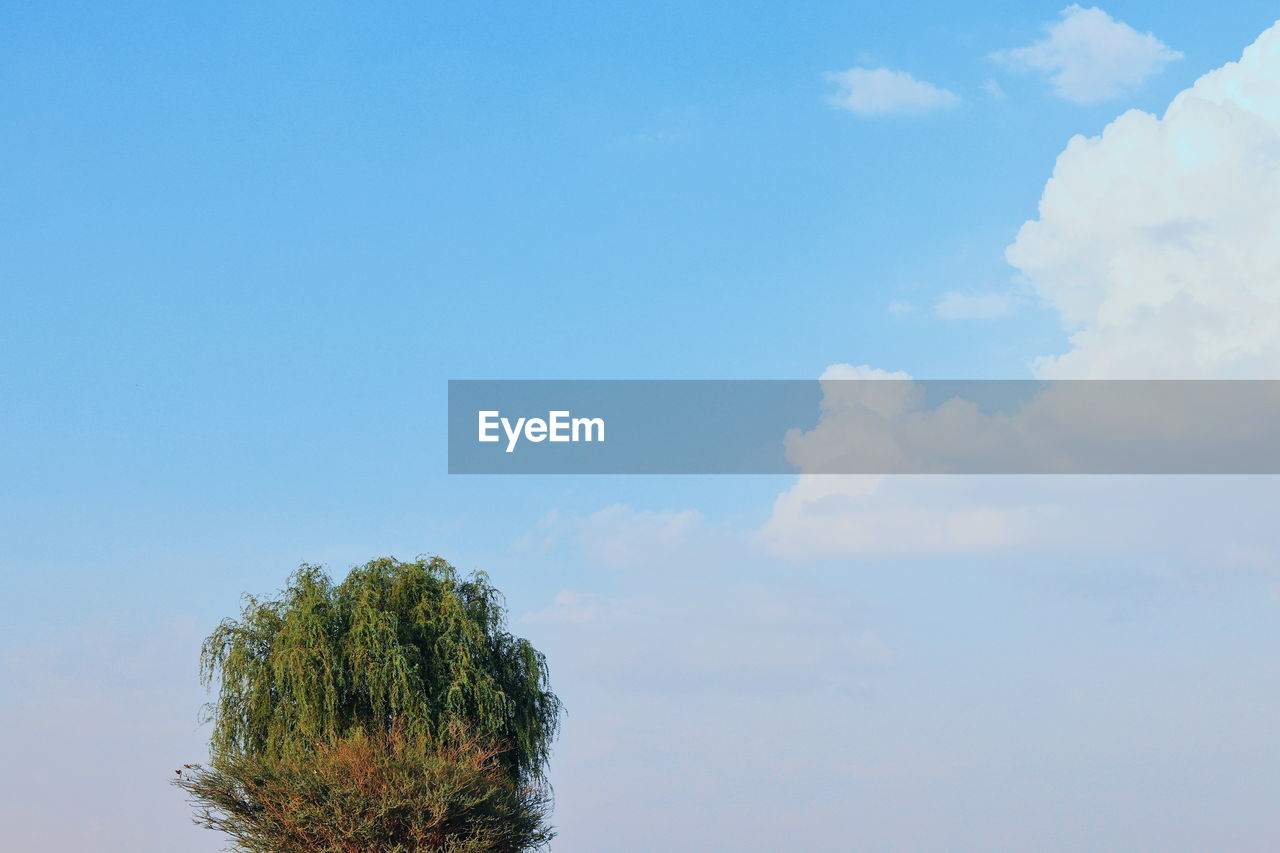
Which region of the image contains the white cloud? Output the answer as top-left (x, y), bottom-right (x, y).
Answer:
top-left (934, 291), bottom-right (1014, 319)
top-left (525, 579), bottom-right (892, 690)
top-left (1010, 21), bottom-right (1280, 377)
top-left (761, 474), bottom-right (1048, 559)
top-left (525, 589), bottom-right (629, 625)
top-left (825, 67), bottom-right (960, 116)
top-left (819, 362), bottom-right (912, 381)
top-left (518, 492), bottom-right (1280, 852)
top-left (761, 22), bottom-right (1280, 559)
top-left (536, 505), bottom-right (707, 570)
top-left (505, 25), bottom-right (1280, 849)
top-left (992, 5), bottom-right (1181, 103)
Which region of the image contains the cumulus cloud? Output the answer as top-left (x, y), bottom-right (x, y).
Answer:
top-left (992, 5), bottom-right (1181, 103)
top-left (761, 474), bottom-right (1050, 559)
top-left (825, 67), bottom-right (960, 116)
top-left (781, 378), bottom-right (1280, 475)
top-left (819, 363), bottom-right (912, 382)
top-left (1011, 21), bottom-right (1280, 377)
top-left (510, 26), bottom-right (1280, 848)
top-left (762, 23), bottom-right (1280, 559)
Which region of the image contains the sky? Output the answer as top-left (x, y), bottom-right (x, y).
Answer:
top-left (4, 2), bottom-right (1280, 850)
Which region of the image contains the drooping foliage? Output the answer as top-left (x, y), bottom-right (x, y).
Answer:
top-left (175, 723), bottom-right (553, 853)
top-left (200, 556), bottom-right (561, 786)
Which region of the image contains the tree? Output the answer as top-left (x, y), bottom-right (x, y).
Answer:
top-left (175, 556), bottom-right (562, 852)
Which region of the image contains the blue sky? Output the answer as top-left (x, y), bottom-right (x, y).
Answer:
top-left (5, 3), bottom-right (1280, 850)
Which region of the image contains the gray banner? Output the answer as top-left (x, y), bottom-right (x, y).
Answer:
top-left (447, 380), bottom-right (1280, 474)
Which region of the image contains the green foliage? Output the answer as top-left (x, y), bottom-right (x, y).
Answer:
top-left (175, 723), bottom-right (553, 853)
top-left (200, 556), bottom-right (561, 786)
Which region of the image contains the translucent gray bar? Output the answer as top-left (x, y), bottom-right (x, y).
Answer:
top-left (447, 380), bottom-right (1280, 474)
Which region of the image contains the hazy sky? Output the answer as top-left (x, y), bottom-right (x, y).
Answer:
top-left (4, 3), bottom-right (1280, 850)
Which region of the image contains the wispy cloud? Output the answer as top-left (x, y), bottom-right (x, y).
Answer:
top-left (825, 66), bottom-right (960, 116)
top-left (934, 291), bottom-right (1014, 320)
top-left (992, 5), bottom-right (1181, 103)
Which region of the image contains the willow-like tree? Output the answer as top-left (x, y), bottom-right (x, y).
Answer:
top-left (175, 556), bottom-right (562, 853)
